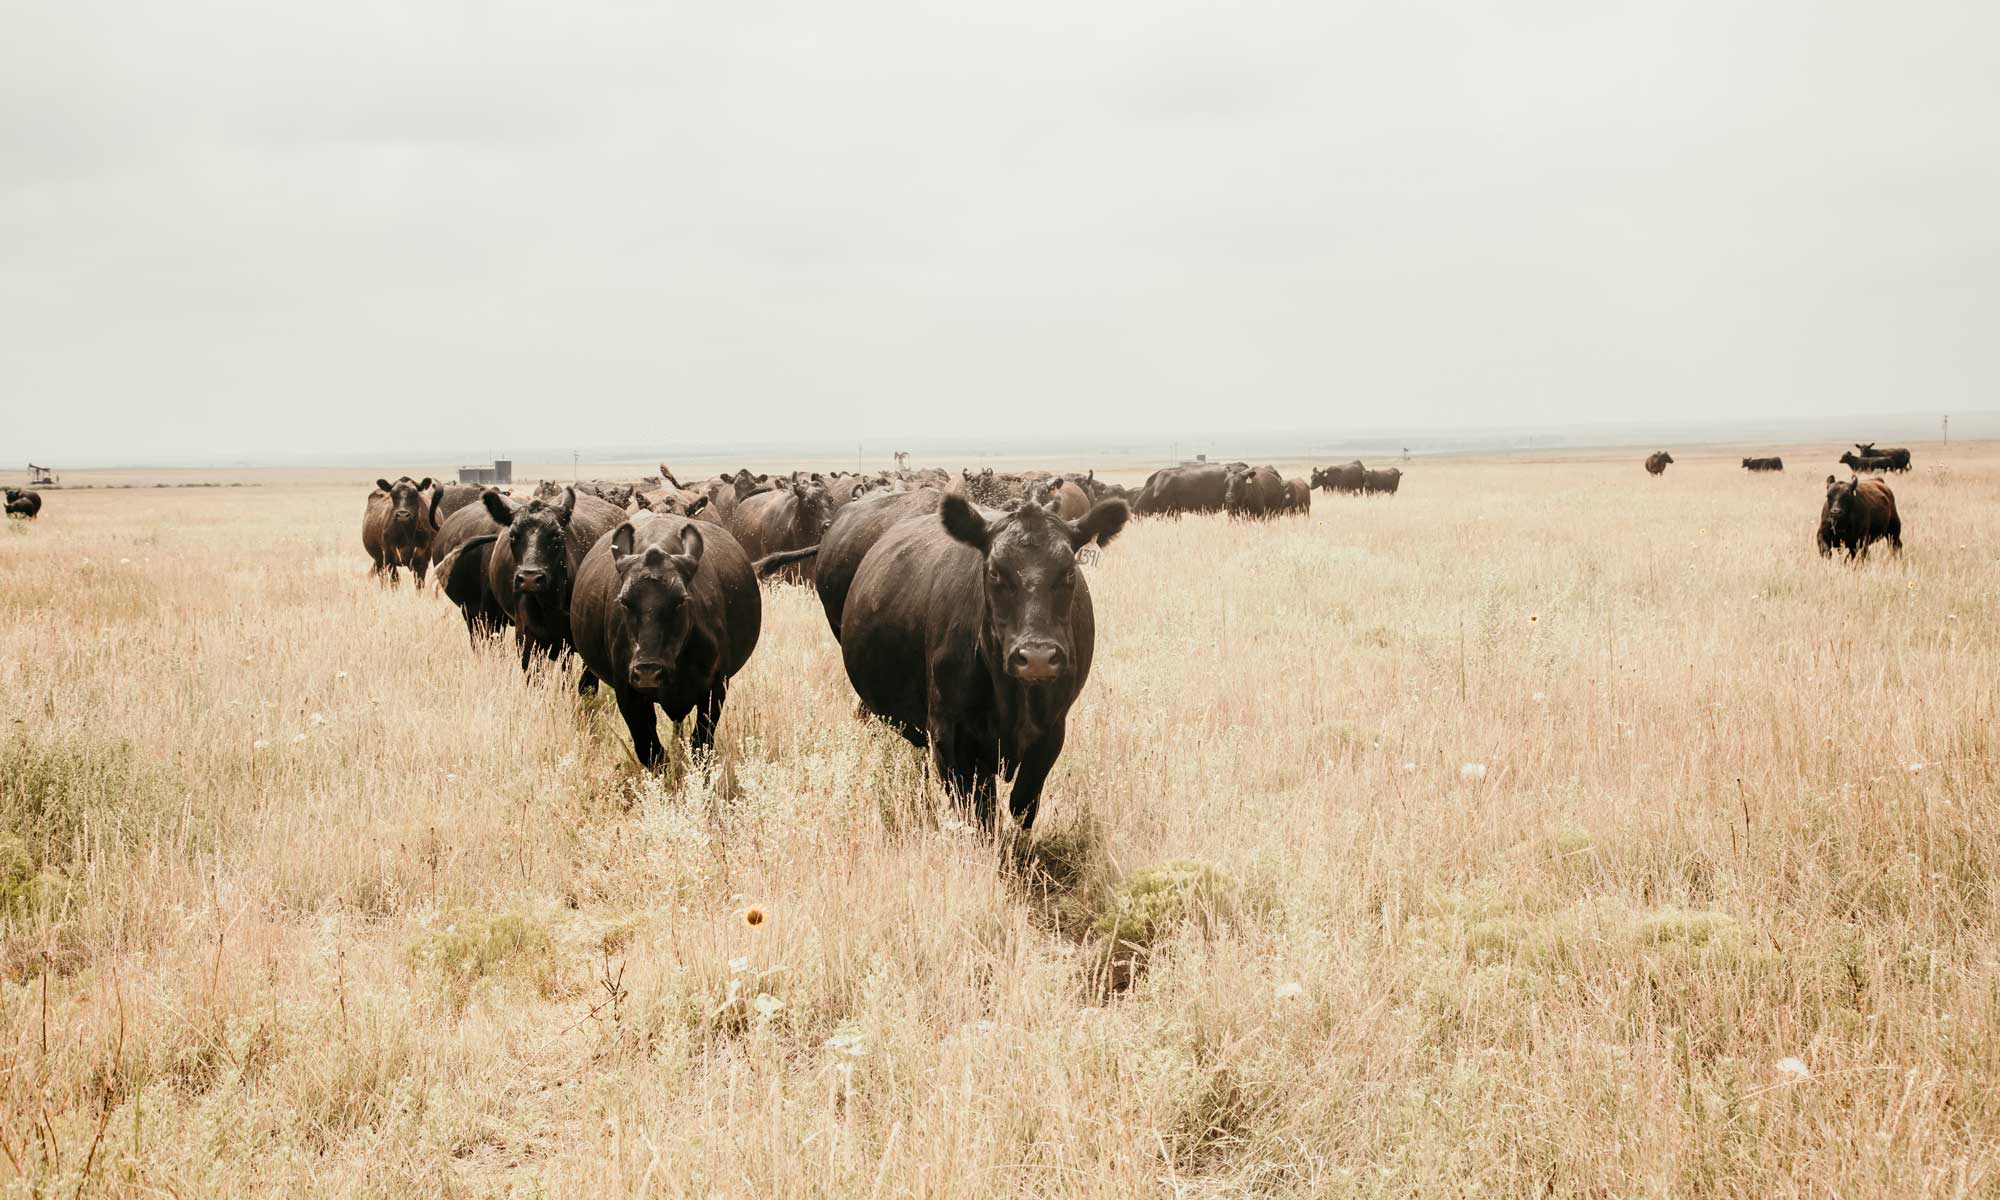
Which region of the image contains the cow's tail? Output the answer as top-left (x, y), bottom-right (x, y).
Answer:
top-left (433, 534), bottom-right (498, 588)
top-left (753, 546), bottom-right (820, 577)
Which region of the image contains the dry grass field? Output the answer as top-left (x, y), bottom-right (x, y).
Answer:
top-left (1, 446), bottom-right (1995, 1197)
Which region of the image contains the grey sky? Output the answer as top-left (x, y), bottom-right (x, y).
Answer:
top-left (3, 0), bottom-right (1995, 464)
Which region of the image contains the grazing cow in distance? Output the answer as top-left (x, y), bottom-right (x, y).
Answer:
top-left (1818, 475), bottom-right (1901, 559)
top-left (815, 487), bottom-right (947, 639)
top-left (1644, 452), bottom-right (1673, 476)
top-left (1223, 465), bottom-right (1286, 518)
top-left (569, 514), bottom-right (763, 766)
top-left (728, 478), bottom-right (835, 584)
top-left (431, 492), bottom-right (517, 642)
top-left (1361, 467), bottom-right (1403, 495)
top-left (1033, 477), bottom-right (1092, 520)
top-left (1134, 463), bottom-right (1230, 515)
top-left (1283, 478), bottom-right (1312, 513)
top-left (4, 488), bottom-right (42, 519)
top-left (1741, 457), bottom-right (1784, 472)
top-left (485, 487), bottom-right (627, 681)
top-left (1854, 444), bottom-right (1912, 472)
top-left (1312, 461), bottom-right (1367, 493)
top-left (839, 494), bottom-right (1130, 828)
top-left (1838, 451), bottom-right (1895, 475)
top-left (363, 476), bottom-right (436, 587)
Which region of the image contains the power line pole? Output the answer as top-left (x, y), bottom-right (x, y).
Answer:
top-left (1942, 414), bottom-right (1949, 447)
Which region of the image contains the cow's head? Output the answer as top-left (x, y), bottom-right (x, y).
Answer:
top-left (488, 487), bottom-right (576, 596)
top-left (791, 481), bottom-right (835, 537)
top-left (941, 494), bottom-right (1129, 685)
top-left (607, 520), bottom-right (704, 694)
top-left (377, 476), bottom-right (432, 528)
top-left (1822, 475), bottom-right (1861, 525)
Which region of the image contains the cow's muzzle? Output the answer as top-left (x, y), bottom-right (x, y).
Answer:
top-left (1006, 642), bottom-right (1067, 684)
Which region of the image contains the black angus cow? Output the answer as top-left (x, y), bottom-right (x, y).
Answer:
top-left (1741, 457), bottom-right (1784, 472)
top-left (569, 513), bottom-right (763, 766)
top-left (1838, 450), bottom-right (1895, 474)
top-left (1133, 463), bottom-right (1230, 515)
top-left (4, 488), bottom-right (41, 518)
top-left (1644, 452), bottom-right (1674, 476)
top-left (1310, 461), bottom-right (1366, 493)
top-left (1361, 467), bottom-right (1403, 495)
top-left (1222, 465), bottom-right (1286, 517)
top-left (838, 494), bottom-right (1129, 828)
top-left (727, 477), bottom-right (835, 584)
top-left (484, 487), bottom-right (626, 682)
top-left (814, 487), bottom-right (947, 639)
top-left (430, 493), bottom-right (517, 642)
top-left (1818, 475), bottom-right (1902, 560)
top-left (1854, 444), bottom-right (1912, 472)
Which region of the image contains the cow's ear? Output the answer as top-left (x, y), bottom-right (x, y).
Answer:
top-left (670, 524), bottom-right (705, 582)
top-left (941, 494), bottom-right (992, 552)
top-left (376, 478), bottom-right (393, 493)
top-left (558, 487), bottom-right (577, 524)
top-left (609, 523), bottom-right (637, 568)
top-left (631, 492), bottom-right (652, 511)
top-left (416, 477), bottom-right (432, 491)
top-left (483, 490), bottom-right (516, 525)
top-left (687, 495), bottom-right (710, 517)
top-left (1069, 499), bottom-right (1130, 550)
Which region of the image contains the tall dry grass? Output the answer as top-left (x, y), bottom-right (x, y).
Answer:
top-left (0, 448), bottom-right (1995, 1197)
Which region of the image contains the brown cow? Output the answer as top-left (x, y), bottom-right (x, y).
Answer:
top-left (1644, 452), bottom-right (1674, 476)
top-left (1818, 475), bottom-right (1901, 560)
top-left (363, 476), bottom-right (436, 587)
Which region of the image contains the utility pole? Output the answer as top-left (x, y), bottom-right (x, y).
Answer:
top-left (1942, 414), bottom-right (1949, 447)
top-left (572, 451), bottom-right (579, 482)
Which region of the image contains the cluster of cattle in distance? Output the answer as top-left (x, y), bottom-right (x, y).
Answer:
top-left (4, 488), bottom-right (42, 518)
top-left (366, 465), bottom-right (1141, 827)
top-left (1643, 444), bottom-right (1913, 561)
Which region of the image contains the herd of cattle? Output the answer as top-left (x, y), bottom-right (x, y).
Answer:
top-left (346, 442), bottom-right (1911, 822)
top-left (1647, 444), bottom-right (1910, 559)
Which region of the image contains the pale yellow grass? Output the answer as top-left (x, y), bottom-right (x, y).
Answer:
top-left (1, 448), bottom-right (1995, 1197)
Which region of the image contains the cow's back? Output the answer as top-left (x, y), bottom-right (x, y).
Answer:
top-left (816, 488), bottom-right (945, 638)
top-left (841, 513), bottom-right (978, 739)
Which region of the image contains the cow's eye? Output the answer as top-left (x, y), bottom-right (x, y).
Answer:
top-left (987, 566), bottom-right (1007, 587)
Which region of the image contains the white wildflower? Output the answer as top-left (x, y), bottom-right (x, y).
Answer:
top-left (309, 712), bottom-right (325, 726)
top-left (1531, 692), bottom-right (1546, 703)
top-left (1775, 1057), bottom-right (1810, 1081)
top-left (1401, 761), bottom-right (1417, 772)
top-left (1460, 762), bottom-right (1487, 781)
top-left (750, 993), bottom-right (784, 1018)
top-left (1907, 761), bottom-right (1925, 774)
top-left (728, 956), bottom-right (750, 974)
top-left (826, 1026), bottom-right (867, 1057)
top-left (1274, 981), bottom-right (1304, 1001)
top-left (252, 739), bottom-right (269, 751)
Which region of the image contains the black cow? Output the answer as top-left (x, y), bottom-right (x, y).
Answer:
top-left (1818, 475), bottom-right (1901, 559)
top-left (1222, 465), bottom-right (1286, 517)
top-left (727, 478), bottom-right (835, 584)
top-left (1838, 451), bottom-right (1896, 475)
top-left (1854, 444), bottom-right (1912, 472)
top-left (1645, 452), bottom-right (1673, 476)
top-left (4, 488), bottom-right (42, 519)
top-left (569, 514), bottom-right (763, 766)
top-left (1133, 463), bottom-right (1229, 515)
top-left (484, 487), bottom-right (626, 681)
top-left (431, 493), bottom-right (517, 642)
top-left (1741, 457), bottom-right (1784, 472)
top-left (1311, 461), bottom-right (1366, 493)
top-left (838, 494), bottom-right (1129, 828)
top-left (1361, 467), bottom-right (1403, 495)
top-left (814, 488), bottom-right (947, 639)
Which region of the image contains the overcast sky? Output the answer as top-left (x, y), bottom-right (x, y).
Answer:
top-left (2, 0), bottom-right (1995, 464)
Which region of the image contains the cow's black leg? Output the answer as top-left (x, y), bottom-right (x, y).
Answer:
top-left (1005, 728), bottom-right (1067, 831)
top-left (616, 689), bottom-right (664, 768)
top-left (691, 681), bottom-right (728, 756)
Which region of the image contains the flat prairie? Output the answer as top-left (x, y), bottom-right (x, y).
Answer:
top-left (1, 447), bottom-right (1995, 1197)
